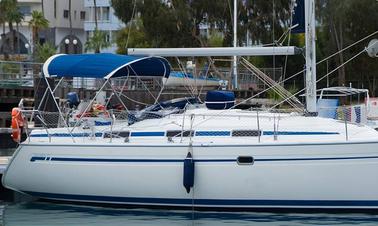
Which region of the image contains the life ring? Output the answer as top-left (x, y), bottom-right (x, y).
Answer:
top-left (11, 108), bottom-right (24, 143)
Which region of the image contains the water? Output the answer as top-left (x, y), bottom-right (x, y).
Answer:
top-left (2, 201), bottom-right (378, 226)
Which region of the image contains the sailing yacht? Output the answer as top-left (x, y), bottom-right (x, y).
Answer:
top-left (4, 0), bottom-right (378, 210)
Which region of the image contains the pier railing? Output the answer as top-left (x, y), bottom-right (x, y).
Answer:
top-left (0, 60), bottom-right (42, 88)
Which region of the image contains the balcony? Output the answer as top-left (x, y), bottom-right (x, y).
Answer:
top-left (84, 0), bottom-right (110, 7)
top-left (18, 0), bottom-right (41, 3)
top-left (84, 21), bottom-right (123, 31)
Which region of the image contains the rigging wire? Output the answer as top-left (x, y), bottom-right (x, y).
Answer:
top-left (188, 32), bottom-right (378, 129)
top-left (175, 57), bottom-right (197, 97)
top-left (125, 0), bottom-right (137, 49)
top-left (272, 0), bottom-right (276, 93)
top-left (270, 43), bottom-right (374, 109)
top-left (197, 58), bottom-right (213, 102)
top-left (119, 93), bottom-right (149, 106)
top-left (282, 0), bottom-right (296, 85)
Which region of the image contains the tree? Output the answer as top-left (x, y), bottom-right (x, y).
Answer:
top-left (94, 0), bottom-right (98, 29)
top-left (85, 29), bottom-right (110, 53)
top-left (85, 0), bottom-right (109, 53)
top-left (316, 0), bottom-right (378, 92)
top-left (111, 0), bottom-right (378, 94)
top-left (115, 19), bottom-right (150, 54)
top-left (111, 0), bottom-right (291, 48)
top-left (69, 0), bottom-right (72, 36)
top-left (0, 1), bottom-right (9, 59)
top-left (29, 11), bottom-right (49, 61)
top-left (1, 0), bottom-right (21, 55)
top-left (35, 42), bottom-right (56, 63)
top-left (13, 10), bottom-right (24, 56)
top-left (111, 0), bottom-right (230, 48)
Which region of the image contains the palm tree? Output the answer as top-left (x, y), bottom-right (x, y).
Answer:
top-left (35, 42), bottom-right (56, 63)
top-left (94, 0), bottom-right (98, 29)
top-left (29, 11), bottom-right (49, 61)
top-left (0, 1), bottom-right (8, 59)
top-left (85, 29), bottom-right (110, 53)
top-left (12, 11), bottom-right (24, 57)
top-left (2, 0), bottom-right (18, 55)
top-left (69, 0), bottom-right (72, 35)
top-left (41, 0), bottom-right (44, 17)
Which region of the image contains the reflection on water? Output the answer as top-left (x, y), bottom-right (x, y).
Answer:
top-left (2, 201), bottom-right (378, 226)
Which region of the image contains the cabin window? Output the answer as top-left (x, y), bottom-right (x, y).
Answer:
top-left (237, 156), bottom-right (254, 165)
top-left (104, 131), bottom-right (130, 138)
top-left (232, 130), bottom-right (261, 137)
top-left (166, 130), bottom-right (194, 137)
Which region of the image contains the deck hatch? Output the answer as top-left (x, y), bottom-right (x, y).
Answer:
top-left (166, 130), bottom-right (194, 137)
top-left (104, 131), bottom-right (130, 138)
top-left (232, 130), bottom-right (261, 137)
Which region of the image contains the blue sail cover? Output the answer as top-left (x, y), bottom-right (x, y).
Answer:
top-left (291, 0), bottom-right (305, 34)
top-left (43, 53), bottom-right (171, 79)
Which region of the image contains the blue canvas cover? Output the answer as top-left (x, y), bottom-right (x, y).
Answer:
top-left (291, 0), bottom-right (305, 34)
top-left (205, 90), bottom-right (235, 110)
top-left (43, 53), bottom-right (171, 79)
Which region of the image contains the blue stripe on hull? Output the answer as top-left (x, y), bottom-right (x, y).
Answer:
top-left (263, 131), bottom-right (339, 135)
top-left (30, 130), bottom-right (339, 138)
top-left (21, 191), bottom-right (378, 208)
top-left (30, 156), bottom-right (378, 163)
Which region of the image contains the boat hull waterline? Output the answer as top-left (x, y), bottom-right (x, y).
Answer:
top-left (4, 141), bottom-right (378, 210)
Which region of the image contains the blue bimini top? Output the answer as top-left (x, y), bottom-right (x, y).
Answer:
top-left (43, 53), bottom-right (171, 79)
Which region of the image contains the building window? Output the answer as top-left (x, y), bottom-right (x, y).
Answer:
top-left (63, 10), bottom-right (69, 18)
top-left (96, 7), bottom-right (101, 21)
top-left (80, 11), bottom-right (86, 20)
top-left (102, 7), bottom-right (110, 21)
top-left (74, 10), bottom-right (77, 20)
top-left (80, 11), bottom-right (85, 20)
top-left (54, 0), bottom-right (56, 18)
top-left (18, 6), bottom-right (31, 16)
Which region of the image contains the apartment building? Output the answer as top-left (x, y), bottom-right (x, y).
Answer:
top-left (84, 0), bottom-right (125, 53)
top-left (0, 0), bottom-right (88, 57)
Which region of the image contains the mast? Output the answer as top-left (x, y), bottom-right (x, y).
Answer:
top-left (305, 0), bottom-right (317, 114)
top-left (233, 0), bottom-right (238, 89)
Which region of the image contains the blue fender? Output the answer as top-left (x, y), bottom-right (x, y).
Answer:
top-left (183, 152), bottom-right (195, 193)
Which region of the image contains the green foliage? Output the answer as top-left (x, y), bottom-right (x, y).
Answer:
top-left (111, 0), bottom-right (234, 47)
top-left (28, 10), bottom-right (49, 62)
top-left (0, 0), bottom-right (24, 55)
top-left (35, 42), bottom-right (56, 63)
top-left (110, 0), bottom-right (378, 94)
top-left (111, 0), bottom-right (292, 49)
top-left (85, 29), bottom-right (111, 53)
top-left (116, 19), bottom-right (150, 54)
top-left (0, 0), bottom-right (18, 23)
top-left (29, 11), bottom-right (49, 31)
top-left (1, 63), bottom-right (20, 74)
top-left (110, 0), bottom-right (136, 24)
top-left (315, 0), bottom-right (378, 92)
top-left (207, 32), bottom-right (223, 47)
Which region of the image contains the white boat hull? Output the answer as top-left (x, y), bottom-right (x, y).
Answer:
top-left (163, 77), bottom-right (220, 87)
top-left (4, 141), bottom-right (378, 209)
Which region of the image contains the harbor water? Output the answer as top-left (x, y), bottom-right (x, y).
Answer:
top-left (2, 201), bottom-right (378, 226)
